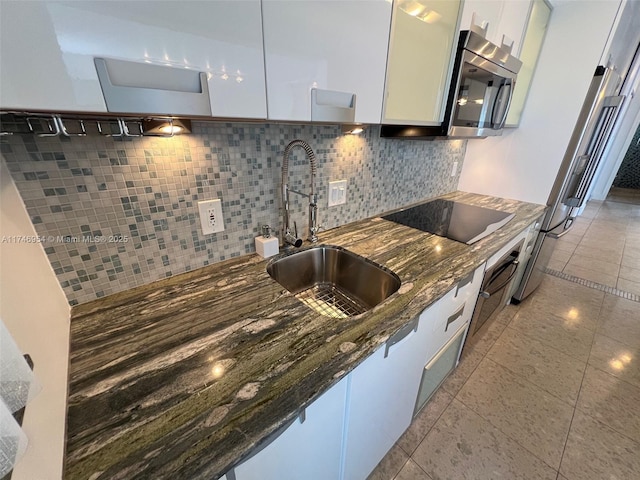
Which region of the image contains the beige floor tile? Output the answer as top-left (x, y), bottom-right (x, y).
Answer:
top-left (529, 275), bottom-right (604, 319)
top-left (621, 254), bottom-right (640, 271)
top-left (580, 203), bottom-right (601, 219)
top-left (589, 334), bottom-right (640, 390)
top-left (393, 459), bottom-right (432, 480)
top-left (412, 399), bottom-right (557, 480)
top-left (616, 277), bottom-right (640, 296)
top-left (573, 244), bottom-right (623, 265)
top-left (597, 294), bottom-right (640, 348)
top-left (554, 240), bottom-right (578, 255)
top-left (625, 231), bottom-right (640, 243)
top-left (540, 299), bottom-right (601, 333)
top-left (563, 233), bottom-right (586, 246)
top-left (456, 359), bottom-right (574, 469)
top-left (560, 411), bottom-right (640, 480)
top-left (440, 311), bottom-right (509, 397)
top-left (518, 276), bottom-right (603, 331)
top-left (509, 308), bottom-right (595, 362)
top-left (562, 263), bottom-right (618, 288)
top-left (576, 366), bottom-right (640, 444)
top-left (397, 389), bottom-right (453, 456)
top-left (566, 224), bottom-right (589, 237)
top-left (579, 235), bottom-right (626, 252)
top-left (623, 244), bottom-right (640, 260)
top-left (549, 247), bottom-right (572, 266)
top-left (584, 228), bottom-right (628, 241)
top-left (588, 217), bottom-right (629, 230)
top-left (487, 327), bottom-right (586, 405)
top-left (564, 254), bottom-right (621, 278)
top-left (548, 257), bottom-right (569, 272)
top-left (619, 265), bottom-right (640, 283)
top-left (556, 233), bottom-right (582, 248)
top-left (367, 443), bottom-right (409, 480)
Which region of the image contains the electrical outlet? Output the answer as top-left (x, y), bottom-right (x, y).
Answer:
top-left (198, 199), bottom-right (224, 235)
top-left (451, 161), bottom-right (459, 177)
top-left (328, 180), bottom-right (347, 207)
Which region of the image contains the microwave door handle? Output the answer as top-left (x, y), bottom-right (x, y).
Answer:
top-left (491, 80), bottom-right (514, 129)
top-left (490, 84), bottom-right (504, 127)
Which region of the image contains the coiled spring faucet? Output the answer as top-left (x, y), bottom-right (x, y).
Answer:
top-left (281, 139), bottom-right (319, 247)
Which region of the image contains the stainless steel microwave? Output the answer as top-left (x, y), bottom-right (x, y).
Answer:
top-left (381, 29), bottom-right (522, 139)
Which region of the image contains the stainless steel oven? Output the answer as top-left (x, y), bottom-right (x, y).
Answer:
top-left (464, 239), bottom-right (524, 351)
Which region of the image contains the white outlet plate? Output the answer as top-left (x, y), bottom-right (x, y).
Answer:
top-left (198, 199), bottom-right (224, 235)
top-left (451, 161), bottom-right (459, 177)
top-left (328, 180), bottom-right (347, 207)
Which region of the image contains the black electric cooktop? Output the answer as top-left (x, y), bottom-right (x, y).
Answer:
top-left (382, 199), bottom-right (515, 245)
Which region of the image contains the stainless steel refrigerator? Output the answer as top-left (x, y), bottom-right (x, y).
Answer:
top-left (512, 65), bottom-right (625, 303)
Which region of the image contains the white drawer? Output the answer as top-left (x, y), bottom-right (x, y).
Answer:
top-left (420, 264), bottom-right (484, 362)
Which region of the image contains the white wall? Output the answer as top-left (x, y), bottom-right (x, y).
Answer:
top-left (0, 159), bottom-right (70, 480)
top-left (458, 0), bottom-right (621, 205)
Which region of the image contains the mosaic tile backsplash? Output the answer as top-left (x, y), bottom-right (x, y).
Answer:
top-left (1, 122), bottom-right (466, 305)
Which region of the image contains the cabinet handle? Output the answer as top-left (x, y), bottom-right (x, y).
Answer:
top-left (455, 271), bottom-right (475, 297)
top-left (425, 323), bottom-right (468, 370)
top-left (384, 317), bottom-right (419, 358)
top-left (95, 57), bottom-right (212, 116)
top-left (445, 305), bottom-right (465, 332)
top-left (310, 88), bottom-right (356, 123)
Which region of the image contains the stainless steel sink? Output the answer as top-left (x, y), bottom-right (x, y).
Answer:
top-left (267, 245), bottom-right (401, 318)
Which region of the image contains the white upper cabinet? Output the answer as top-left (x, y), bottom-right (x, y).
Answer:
top-left (0, 1), bottom-right (267, 118)
top-left (382, 0), bottom-right (462, 125)
top-left (505, 0), bottom-right (552, 126)
top-left (460, 0), bottom-right (531, 55)
top-left (262, 0), bottom-right (392, 123)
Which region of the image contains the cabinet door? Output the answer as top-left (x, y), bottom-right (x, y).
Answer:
top-left (461, 0), bottom-right (531, 54)
top-left (497, 0), bottom-right (532, 55)
top-left (262, 0), bottom-right (392, 123)
top-left (505, 0), bottom-right (552, 126)
top-left (0, 1), bottom-right (267, 118)
top-left (231, 377), bottom-right (347, 480)
top-left (342, 317), bottom-right (426, 480)
top-left (460, 0), bottom-right (506, 43)
top-left (382, 0), bottom-right (462, 125)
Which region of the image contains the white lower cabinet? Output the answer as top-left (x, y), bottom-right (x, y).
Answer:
top-left (229, 376), bottom-right (347, 480)
top-left (228, 267), bottom-right (485, 480)
top-left (342, 316), bottom-right (428, 480)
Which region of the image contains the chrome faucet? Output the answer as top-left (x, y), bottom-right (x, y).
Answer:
top-left (281, 139), bottom-right (320, 247)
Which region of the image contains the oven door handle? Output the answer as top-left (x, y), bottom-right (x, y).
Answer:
top-left (480, 260), bottom-right (519, 298)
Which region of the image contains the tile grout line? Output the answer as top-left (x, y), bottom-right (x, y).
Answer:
top-left (553, 285), bottom-right (607, 480)
top-left (544, 267), bottom-right (640, 303)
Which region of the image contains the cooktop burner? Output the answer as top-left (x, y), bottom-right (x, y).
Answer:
top-left (382, 199), bottom-right (515, 245)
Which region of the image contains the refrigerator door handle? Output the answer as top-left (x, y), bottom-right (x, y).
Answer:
top-left (564, 95), bottom-right (624, 208)
top-left (548, 227), bottom-right (573, 239)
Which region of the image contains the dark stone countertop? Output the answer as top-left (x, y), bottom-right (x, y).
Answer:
top-left (65, 191), bottom-right (545, 479)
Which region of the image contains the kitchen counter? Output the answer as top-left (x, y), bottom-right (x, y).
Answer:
top-left (65, 191), bottom-right (545, 479)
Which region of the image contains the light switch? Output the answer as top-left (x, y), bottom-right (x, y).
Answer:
top-left (328, 180), bottom-right (347, 207)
